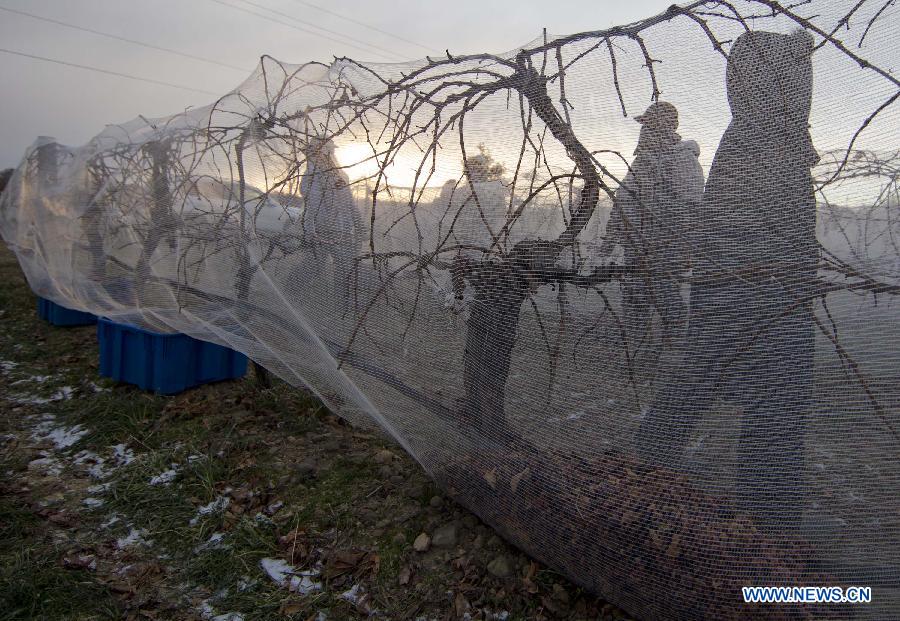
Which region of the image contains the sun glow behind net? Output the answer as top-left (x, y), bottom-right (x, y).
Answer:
top-left (335, 142), bottom-right (462, 189)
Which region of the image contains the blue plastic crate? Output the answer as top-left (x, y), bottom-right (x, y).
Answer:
top-left (97, 318), bottom-right (247, 395)
top-left (37, 297), bottom-right (97, 327)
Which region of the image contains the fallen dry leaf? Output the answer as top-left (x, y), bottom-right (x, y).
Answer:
top-left (278, 528), bottom-right (307, 548)
top-left (483, 468), bottom-right (497, 489)
top-left (280, 601), bottom-right (303, 615)
top-left (665, 533), bottom-right (681, 559)
top-left (324, 549), bottom-right (378, 579)
top-left (398, 565), bottom-right (412, 586)
top-left (510, 467), bottom-right (531, 494)
top-left (453, 592), bottom-right (471, 618)
top-left (46, 511), bottom-right (75, 527)
top-left (62, 553), bottom-right (96, 571)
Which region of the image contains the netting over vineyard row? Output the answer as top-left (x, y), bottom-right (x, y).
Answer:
top-left (1, 1), bottom-right (899, 618)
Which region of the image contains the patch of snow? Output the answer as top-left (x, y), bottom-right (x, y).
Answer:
top-left (194, 532), bottom-right (226, 553)
top-left (51, 386), bottom-right (75, 401)
top-left (11, 384), bottom-right (73, 405)
top-left (484, 611), bottom-right (510, 621)
top-left (259, 557), bottom-right (297, 585)
top-left (116, 564), bottom-right (133, 575)
top-left (78, 444), bottom-right (135, 480)
top-left (73, 450), bottom-right (109, 479)
top-left (259, 557), bottom-right (293, 584)
top-left (88, 482), bottom-right (111, 494)
top-left (149, 464), bottom-right (179, 486)
top-left (32, 417), bottom-right (88, 449)
top-left (87, 461), bottom-right (109, 479)
top-left (340, 583), bottom-right (366, 606)
top-left (289, 571), bottom-right (322, 595)
top-left (0, 359), bottom-right (18, 374)
top-left (259, 558), bottom-right (322, 595)
top-left (116, 527), bottom-right (152, 549)
top-left (83, 497), bottom-right (105, 508)
top-left (27, 455), bottom-right (63, 476)
top-left (236, 576), bottom-right (255, 592)
top-left (12, 375), bottom-right (51, 385)
top-left (112, 444), bottom-right (136, 466)
top-left (12, 395), bottom-right (50, 405)
top-left (100, 514), bottom-right (121, 529)
top-left (190, 496), bottom-right (230, 526)
top-left (198, 598), bottom-right (243, 621)
top-left (86, 381), bottom-right (109, 393)
top-left (73, 450), bottom-right (102, 465)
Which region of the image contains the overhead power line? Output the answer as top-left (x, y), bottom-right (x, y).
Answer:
top-left (289, 0), bottom-right (434, 54)
top-left (208, 0), bottom-right (403, 63)
top-left (235, 0), bottom-right (407, 61)
top-left (0, 5), bottom-right (251, 73)
top-left (0, 47), bottom-right (220, 96)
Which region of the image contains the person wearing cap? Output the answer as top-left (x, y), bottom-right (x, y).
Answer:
top-left (601, 100), bottom-right (704, 353)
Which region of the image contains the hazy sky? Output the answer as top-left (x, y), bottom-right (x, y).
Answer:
top-left (0, 0), bottom-right (677, 169)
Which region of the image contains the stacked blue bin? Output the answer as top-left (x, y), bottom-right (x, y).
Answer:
top-left (37, 297), bottom-right (97, 327)
top-left (97, 318), bottom-right (247, 395)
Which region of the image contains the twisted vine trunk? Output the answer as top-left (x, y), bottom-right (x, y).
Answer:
top-left (234, 136), bottom-right (255, 304)
top-left (460, 57), bottom-right (603, 431)
top-left (462, 262), bottom-right (531, 432)
top-left (234, 135), bottom-right (272, 388)
top-left (136, 140), bottom-right (174, 298)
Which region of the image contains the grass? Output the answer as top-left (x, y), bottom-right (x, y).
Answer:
top-left (0, 548), bottom-right (122, 621)
top-left (0, 243), bottom-right (632, 621)
top-left (0, 472), bottom-right (121, 620)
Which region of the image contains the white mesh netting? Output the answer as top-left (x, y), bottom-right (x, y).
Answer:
top-left (1, 1), bottom-right (899, 618)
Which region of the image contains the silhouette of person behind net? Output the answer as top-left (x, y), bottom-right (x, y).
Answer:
top-left (299, 138), bottom-right (363, 311)
top-left (0, 168), bottom-right (12, 195)
top-left (636, 30), bottom-right (819, 529)
top-left (601, 101), bottom-right (704, 353)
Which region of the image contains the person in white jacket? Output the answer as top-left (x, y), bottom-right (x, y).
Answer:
top-left (601, 101), bottom-right (705, 351)
top-left (427, 151), bottom-right (512, 314)
top-left (451, 151), bottom-right (510, 256)
top-left (299, 138), bottom-right (363, 310)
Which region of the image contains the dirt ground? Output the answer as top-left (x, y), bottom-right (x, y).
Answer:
top-left (0, 243), bottom-right (636, 620)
